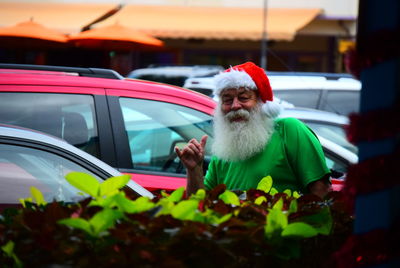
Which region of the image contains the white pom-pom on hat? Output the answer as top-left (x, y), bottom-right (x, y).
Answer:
top-left (262, 100), bottom-right (282, 118)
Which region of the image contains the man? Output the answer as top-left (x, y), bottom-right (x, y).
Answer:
top-left (176, 62), bottom-right (331, 198)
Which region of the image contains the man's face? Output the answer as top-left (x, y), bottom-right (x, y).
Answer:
top-left (219, 88), bottom-right (259, 122)
top-left (213, 88), bottom-right (274, 161)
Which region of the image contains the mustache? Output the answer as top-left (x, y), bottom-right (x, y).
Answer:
top-left (225, 109), bottom-right (250, 121)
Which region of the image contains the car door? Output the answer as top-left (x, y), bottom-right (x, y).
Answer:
top-left (105, 89), bottom-right (214, 192)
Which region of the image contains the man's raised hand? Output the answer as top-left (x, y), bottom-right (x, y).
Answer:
top-left (175, 135), bottom-right (208, 171)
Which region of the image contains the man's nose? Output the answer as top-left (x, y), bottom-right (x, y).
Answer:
top-left (230, 97), bottom-right (242, 110)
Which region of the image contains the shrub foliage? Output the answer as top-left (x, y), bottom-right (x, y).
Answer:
top-left (0, 173), bottom-right (353, 267)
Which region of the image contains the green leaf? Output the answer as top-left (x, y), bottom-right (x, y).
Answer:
top-left (89, 194), bottom-right (119, 208)
top-left (212, 213), bottom-right (232, 225)
top-left (293, 191), bottom-right (301, 198)
top-left (89, 209), bottom-right (123, 235)
top-left (155, 199), bottom-right (175, 216)
top-left (59, 218), bottom-right (92, 235)
top-left (191, 188), bottom-right (206, 200)
top-left (116, 195), bottom-right (155, 214)
top-left (1, 240), bottom-right (14, 256)
top-left (254, 196), bottom-right (267, 205)
top-left (299, 207), bottom-right (332, 235)
top-left (257, 175), bottom-right (273, 193)
top-left (201, 209), bottom-right (231, 225)
top-left (1, 241), bottom-right (22, 267)
top-left (19, 197), bottom-right (32, 208)
top-left (168, 187), bottom-right (185, 202)
top-left (288, 199), bottom-right (298, 214)
top-left (282, 222), bottom-right (318, 238)
top-left (283, 189), bottom-right (292, 196)
top-left (65, 172), bottom-right (100, 197)
top-left (272, 198), bottom-right (283, 210)
top-left (171, 200), bottom-right (199, 221)
top-left (160, 190), bottom-right (170, 198)
top-left (270, 188), bottom-right (278, 195)
top-left (30, 186), bottom-right (46, 206)
top-left (219, 190), bottom-right (240, 206)
top-left (265, 206), bottom-right (288, 237)
top-left (99, 175), bottom-right (130, 197)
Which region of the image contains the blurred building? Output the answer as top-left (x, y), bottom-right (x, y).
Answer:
top-left (0, 0), bottom-right (358, 74)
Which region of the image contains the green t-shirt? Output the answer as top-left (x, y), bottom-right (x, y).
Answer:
top-left (204, 117), bottom-right (330, 193)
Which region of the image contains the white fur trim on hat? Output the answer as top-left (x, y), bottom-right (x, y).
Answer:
top-left (262, 100), bottom-right (282, 118)
top-left (213, 68), bottom-right (257, 96)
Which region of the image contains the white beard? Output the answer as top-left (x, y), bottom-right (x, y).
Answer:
top-left (212, 102), bottom-right (275, 162)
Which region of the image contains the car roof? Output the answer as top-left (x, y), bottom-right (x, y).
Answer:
top-left (0, 63), bottom-right (124, 79)
top-left (266, 71), bottom-right (354, 79)
top-left (268, 75), bottom-right (361, 91)
top-left (184, 72), bottom-right (362, 91)
top-left (0, 124), bottom-right (154, 198)
top-left (0, 67), bottom-right (216, 113)
top-left (127, 65), bottom-right (224, 78)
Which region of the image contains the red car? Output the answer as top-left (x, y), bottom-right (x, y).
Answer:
top-left (0, 64), bottom-right (344, 192)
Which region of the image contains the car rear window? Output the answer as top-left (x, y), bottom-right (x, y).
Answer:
top-left (273, 90), bottom-right (321, 109)
top-left (320, 90), bottom-right (360, 116)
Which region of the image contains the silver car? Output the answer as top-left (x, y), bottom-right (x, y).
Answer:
top-left (279, 106), bottom-right (357, 154)
top-left (0, 124), bottom-right (153, 207)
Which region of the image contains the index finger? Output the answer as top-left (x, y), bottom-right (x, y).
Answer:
top-left (175, 146), bottom-right (182, 158)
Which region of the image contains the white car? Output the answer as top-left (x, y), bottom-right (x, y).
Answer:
top-left (184, 72), bottom-right (361, 116)
top-left (0, 124), bottom-right (154, 207)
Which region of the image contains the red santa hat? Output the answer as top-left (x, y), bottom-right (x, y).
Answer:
top-left (214, 61), bottom-right (281, 117)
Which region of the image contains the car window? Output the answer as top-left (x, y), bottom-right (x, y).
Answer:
top-left (323, 150), bottom-right (348, 175)
top-left (119, 98), bottom-right (213, 174)
top-left (187, 87), bottom-right (214, 97)
top-left (273, 90), bottom-right (321, 109)
top-left (305, 122), bottom-right (358, 154)
top-left (0, 144), bottom-right (102, 204)
top-left (0, 92), bottom-right (100, 157)
top-left (320, 90), bottom-right (360, 116)
top-left (133, 74), bottom-right (188, 86)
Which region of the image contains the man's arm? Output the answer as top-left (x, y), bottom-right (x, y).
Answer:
top-left (175, 135), bottom-right (208, 197)
top-left (186, 165), bottom-right (205, 196)
top-left (307, 175), bottom-right (331, 199)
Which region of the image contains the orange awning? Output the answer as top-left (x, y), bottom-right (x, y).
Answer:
top-left (0, 19), bottom-right (67, 42)
top-left (0, 2), bottom-right (118, 34)
top-left (69, 23), bottom-right (164, 51)
top-left (0, 2), bottom-right (322, 41)
top-left (97, 5), bottom-right (322, 41)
